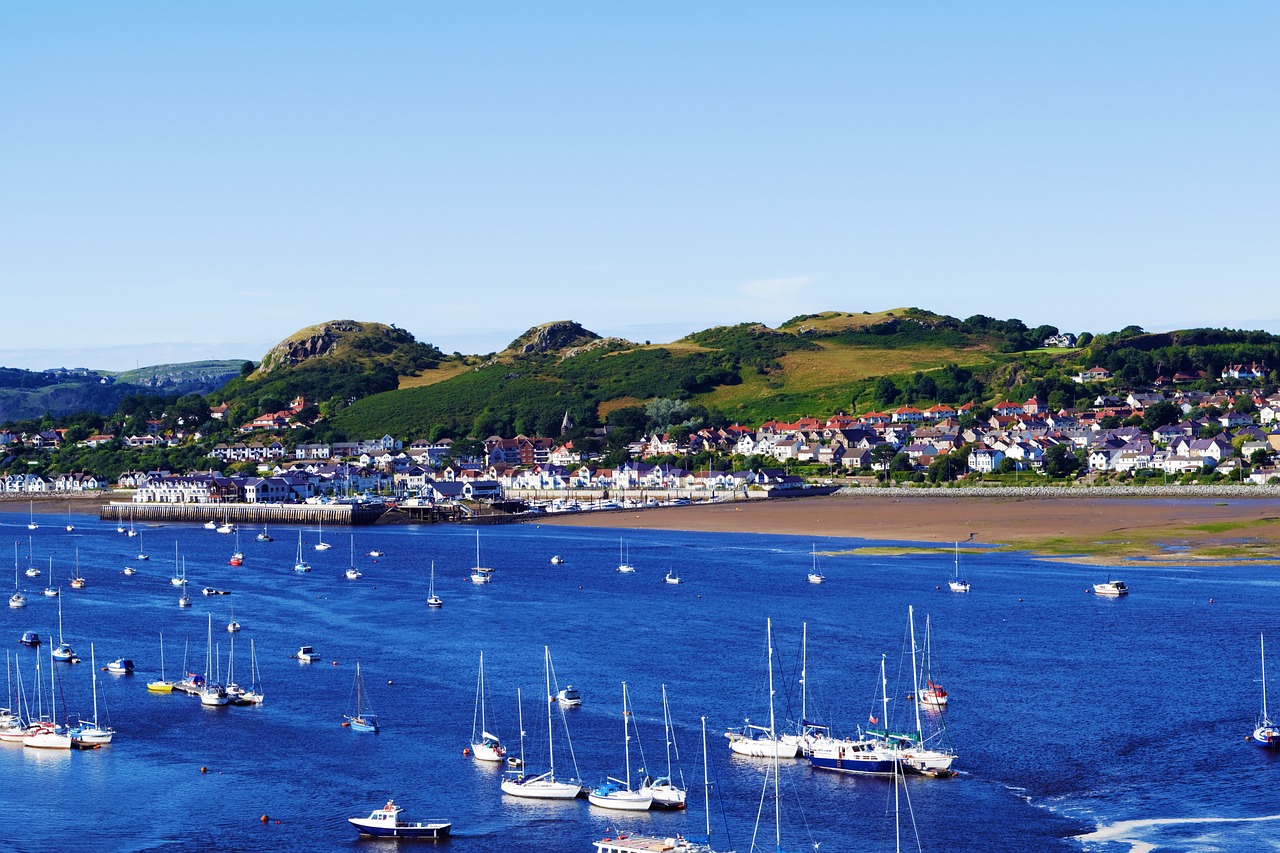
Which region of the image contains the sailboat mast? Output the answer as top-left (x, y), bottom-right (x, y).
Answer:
top-left (622, 681), bottom-right (632, 791)
top-left (909, 606), bottom-right (924, 741)
top-left (479, 650), bottom-right (486, 735)
top-left (662, 683), bottom-right (673, 779)
top-left (1264, 633), bottom-right (1270, 722)
top-left (801, 621), bottom-right (808, 730)
top-left (544, 646), bottom-right (556, 778)
top-left (160, 632), bottom-right (166, 681)
top-left (701, 716), bottom-right (712, 841)
top-left (91, 643), bottom-right (99, 727)
top-left (516, 686), bottom-right (525, 770)
top-left (768, 617), bottom-right (780, 850)
top-left (880, 654), bottom-right (890, 736)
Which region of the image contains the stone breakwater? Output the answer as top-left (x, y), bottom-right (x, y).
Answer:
top-left (835, 484), bottom-right (1280, 499)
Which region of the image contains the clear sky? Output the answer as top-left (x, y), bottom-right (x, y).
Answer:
top-left (3, 3), bottom-right (1276, 371)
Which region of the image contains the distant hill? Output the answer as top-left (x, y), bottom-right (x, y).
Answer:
top-left (0, 361), bottom-right (245, 423)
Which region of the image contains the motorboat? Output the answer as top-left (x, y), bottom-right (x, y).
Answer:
top-left (664, 570), bottom-right (683, 584)
top-left (345, 567), bottom-right (362, 580)
top-left (294, 645), bottom-right (321, 663)
top-left (808, 736), bottom-right (899, 775)
top-left (556, 686), bottom-right (582, 707)
top-left (204, 520), bottom-right (218, 530)
top-left (202, 587), bottom-right (229, 596)
top-left (348, 800), bottom-right (450, 839)
top-left (20, 631), bottom-right (41, 647)
top-left (122, 567), bottom-right (137, 576)
top-left (256, 526), bottom-right (273, 542)
top-left (367, 549), bottom-right (385, 557)
top-left (106, 658), bottom-right (134, 675)
top-left (549, 555), bottom-right (564, 565)
top-left (1092, 579), bottom-right (1128, 596)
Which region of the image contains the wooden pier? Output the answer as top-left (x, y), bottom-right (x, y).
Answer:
top-left (99, 502), bottom-right (387, 526)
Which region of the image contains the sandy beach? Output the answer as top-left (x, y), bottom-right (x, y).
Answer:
top-left (540, 493), bottom-right (1280, 565)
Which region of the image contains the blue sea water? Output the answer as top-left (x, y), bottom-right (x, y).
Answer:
top-left (1, 508), bottom-right (1278, 852)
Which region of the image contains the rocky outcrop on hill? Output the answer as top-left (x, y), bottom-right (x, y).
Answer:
top-left (507, 321), bottom-right (601, 355)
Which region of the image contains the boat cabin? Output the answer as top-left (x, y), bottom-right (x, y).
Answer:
top-left (20, 631), bottom-right (40, 646)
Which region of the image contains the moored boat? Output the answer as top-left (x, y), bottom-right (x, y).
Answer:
top-left (106, 658), bottom-right (134, 675)
top-left (468, 651), bottom-right (505, 761)
top-left (348, 800), bottom-right (450, 839)
top-left (587, 682), bottom-right (653, 811)
top-left (500, 648), bottom-right (585, 800)
top-left (294, 645), bottom-right (320, 663)
top-left (344, 661), bottom-right (380, 733)
top-left (1092, 578), bottom-right (1128, 596)
top-left (1252, 633), bottom-right (1279, 747)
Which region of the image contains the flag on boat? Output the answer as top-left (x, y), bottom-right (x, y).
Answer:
top-left (869, 714), bottom-right (877, 724)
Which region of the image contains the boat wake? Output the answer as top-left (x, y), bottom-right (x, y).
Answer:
top-left (1074, 813), bottom-right (1280, 852)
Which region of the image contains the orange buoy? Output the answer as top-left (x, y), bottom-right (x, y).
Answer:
top-left (332, 661), bottom-right (338, 666)
top-left (462, 747), bottom-right (471, 756)
top-left (260, 815), bottom-right (269, 823)
top-left (200, 766), bottom-right (207, 773)
top-left (341, 721), bottom-right (350, 727)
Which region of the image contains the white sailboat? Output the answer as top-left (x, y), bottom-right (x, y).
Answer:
top-left (1251, 633), bottom-right (1279, 747)
top-left (70, 644), bottom-right (113, 746)
top-left (501, 646), bottom-right (584, 799)
top-left (314, 517), bottom-right (332, 551)
top-left (893, 605), bottom-right (957, 775)
top-left (69, 548), bottom-right (86, 589)
top-left (227, 601), bottom-right (241, 633)
top-left (64, 503), bottom-right (75, 532)
top-left (147, 632), bottom-right (174, 693)
top-left (640, 683), bottom-right (687, 808)
top-left (25, 642), bottom-right (70, 749)
top-left (27, 501), bottom-right (38, 531)
top-left (469, 651), bottom-right (504, 761)
top-left (135, 530), bottom-right (149, 561)
top-left (294, 531), bottom-right (312, 572)
top-left (616, 538), bottom-right (635, 573)
top-left (198, 613), bottom-right (230, 706)
top-left (126, 507), bottom-right (138, 538)
top-left (9, 543), bottom-right (25, 609)
top-left (948, 542), bottom-right (970, 592)
top-left (237, 638), bottom-right (264, 705)
top-left (344, 536), bottom-right (362, 580)
top-left (725, 618), bottom-right (800, 758)
top-left (587, 681), bottom-right (652, 810)
top-left (24, 537), bottom-right (40, 577)
top-left (427, 561), bottom-right (443, 608)
top-left (807, 544), bottom-right (826, 584)
top-left (469, 530), bottom-right (493, 584)
top-left (780, 621), bottom-right (830, 756)
top-left (51, 594), bottom-right (76, 662)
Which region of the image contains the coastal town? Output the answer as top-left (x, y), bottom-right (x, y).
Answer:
top-left (3, 362), bottom-right (1279, 514)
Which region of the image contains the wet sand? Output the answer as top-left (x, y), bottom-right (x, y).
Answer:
top-left (540, 494), bottom-right (1280, 565)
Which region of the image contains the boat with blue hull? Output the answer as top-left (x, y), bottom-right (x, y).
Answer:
top-left (808, 736), bottom-right (898, 776)
top-left (348, 800), bottom-right (450, 839)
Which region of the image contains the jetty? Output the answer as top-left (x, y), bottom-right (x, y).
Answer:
top-left (99, 502), bottom-right (387, 527)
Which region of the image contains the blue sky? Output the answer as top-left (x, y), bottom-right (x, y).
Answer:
top-left (3, 3), bottom-right (1276, 371)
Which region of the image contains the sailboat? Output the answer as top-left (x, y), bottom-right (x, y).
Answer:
top-left (9, 543), bottom-right (25, 608)
top-left (25, 538), bottom-right (40, 577)
top-left (808, 655), bottom-right (899, 776)
top-left (293, 531), bottom-right (312, 572)
top-left (587, 681), bottom-right (653, 810)
top-left (915, 615), bottom-right (949, 708)
top-left (725, 618), bottom-right (800, 758)
top-left (616, 538), bottom-right (635, 573)
top-left (27, 501), bottom-right (38, 531)
top-left (178, 555), bottom-right (192, 608)
top-left (25, 642), bottom-right (71, 749)
top-left (948, 542), bottom-right (970, 592)
top-left (640, 684), bottom-right (687, 808)
top-left (171, 543), bottom-right (187, 586)
top-left (807, 543), bottom-right (826, 584)
top-left (875, 606), bottom-right (956, 776)
top-left (501, 646), bottom-right (584, 799)
top-left (70, 644), bottom-right (113, 747)
top-left (780, 622), bottom-right (829, 756)
top-left (228, 530), bottom-right (244, 566)
top-left (65, 503), bottom-right (75, 532)
top-left (469, 530), bottom-right (493, 584)
top-left (237, 638), bottom-right (264, 705)
top-left (198, 613), bottom-right (230, 706)
top-left (147, 632), bottom-right (174, 693)
top-left (42, 555), bottom-right (59, 597)
top-left (598, 716), bottom-right (735, 852)
top-left (1251, 633), bottom-right (1279, 747)
top-left (468, 651), bottom-right (505, 761)
top-left (345, 661), bottom-right (380, 732)
top-left (344, 536), bottom-right (362, 580)
top-left (314, 517), bottom-right (332, 551)
top-left (51, 594), bottom-right (76, 662)
top-left (69, 548), bottom-right (86, 589)
top-left (227, 601), bottom-right (241, 633)
top-left (126, 507), bottom-right (138, 538)
top-left (215, 516), bottom-right (234, 534)
top-left (427, 561), bottom-right (443, 608)
top-left (257, 525), bottom-right (273, 542)
top-left (135, 531), bottom-right (149, 561)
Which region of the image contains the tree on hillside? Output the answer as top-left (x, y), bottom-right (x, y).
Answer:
top-left (1043, 443), bottom-right (1081, 477)
top-left (1141, 401), bottom-right (1180, 432)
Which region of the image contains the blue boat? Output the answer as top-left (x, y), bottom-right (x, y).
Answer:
top-left (19, 631), bottom-right (40, 647)
top-left (807, 736), bottom-right (898, 775)
top-left (348, 800), bottom-right (449, 838)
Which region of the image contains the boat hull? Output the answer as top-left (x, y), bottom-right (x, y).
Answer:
top-left (808, 740), bottom-right (897, 775)
top-left (587, 790), bottom-right (653, 811)
top-left (726, 733), bottom-right (800, 758)
top-left (500, 777), bottom-right (583, 799)
top-left (348, 819), bottom-right (450, 839)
